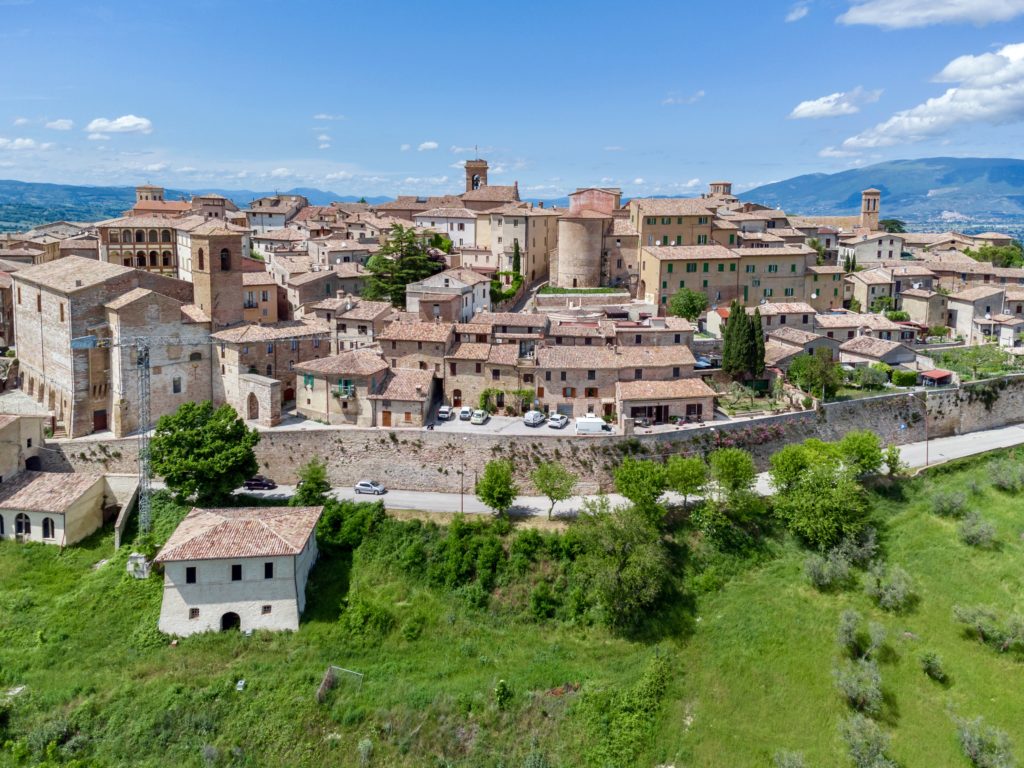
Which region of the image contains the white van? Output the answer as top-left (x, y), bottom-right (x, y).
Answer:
top-left (575, 415), bottom-right (610, 435)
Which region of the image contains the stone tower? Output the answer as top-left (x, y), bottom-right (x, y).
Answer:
top-left (135, 185), bottom-right (164, 203)
top-left (191, 228), bottom-right (244, 327)
top-left (860, 188), bottom-right (881, 231)
top-left (465, 159), bottom-right (488, 192)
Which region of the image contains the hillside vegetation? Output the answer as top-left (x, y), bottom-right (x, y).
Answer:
top-left (1, 446), bottom-right (1023, 766)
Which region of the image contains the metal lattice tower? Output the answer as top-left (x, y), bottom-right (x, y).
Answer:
top-left (135, 340), bottom-right (153, 532)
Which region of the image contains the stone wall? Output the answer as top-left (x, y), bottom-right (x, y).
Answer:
top-left (41, 375), bottom-right (1024, 496)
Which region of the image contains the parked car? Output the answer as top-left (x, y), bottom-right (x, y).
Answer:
top-left (458, 406), bottom-right (474, 421)
top-left (437, 405), bottom-right (454, 420)
top-left (547, 413), bottom-right (569, 429)
top-left (470, 409), bottom-right (490, 425)
top-left (354, 480), bottom-right (386, 495)
top-left (243, 475), bottom-right (277, 490)
top-left (523, 410), bottom-right (546, 427)
top-left (694, 356), bottom-right (713, 369)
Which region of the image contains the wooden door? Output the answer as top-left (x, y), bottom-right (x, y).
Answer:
top-left (381, 411), bottom-right (392, 427)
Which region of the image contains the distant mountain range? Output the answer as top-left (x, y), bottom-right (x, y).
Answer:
top-left (3, 157), bottom-right (1024, 235)
top-left (0, 181), bottom-right (389, 232)
top-left (743, 157), bottom-right (1024, 226)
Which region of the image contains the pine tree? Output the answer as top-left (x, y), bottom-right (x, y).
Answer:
top-left (751, 308), bottom-right (766, 377)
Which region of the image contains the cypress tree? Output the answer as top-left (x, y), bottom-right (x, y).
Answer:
top-left (722, 300), bottom-right (739, 377)
top-left (751, 307), bottom-right (766, 377)
top-left (732, 306), bottom-right (753, 380)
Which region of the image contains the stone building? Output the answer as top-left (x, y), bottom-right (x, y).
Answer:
top-left (242, 271), bottom-right (280, 325)
top-left (443, 342), bottom-right (523, 410)
top-left (405, 267), bottom-right (490, 322)
top-left (368, 367), bottom-right (436, 428)
top-left (155, 505), bottom-right (322, 636)
top-left (308, 296), bottom-right (394, 353)
top-left (295, 348), bottom-right (389, 426)
top-left (615, 378), bottom-right (716, 426)
top-left (377, 321), bottom-right (454, 374)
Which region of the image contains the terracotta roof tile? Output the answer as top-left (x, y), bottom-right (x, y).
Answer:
top-left (615, 378), bottom-right (715, 401)
top-left (377, 321), bottom-right (453, 343)
top-left (368, 368), bottom-right (435, 401)
top-left (0, 471), bottom-right (103, 514)
top-left (295, 348), bottom-right (388, 377)
top-left (155, 506), bottom-right (322, 563)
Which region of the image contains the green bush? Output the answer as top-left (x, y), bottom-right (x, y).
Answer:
top-left (931, 489), bottom-right (967, 517)
top-left (991, 458), bottom-right (1024, 493)
top-left (494, 679), bottom-right (514, 710)
top-left (920, 651), bottom-right (947, 683)
top-left (317, 499), bottom-right (387, 553)
top-left (891, 369), bottom-right (919, 386)
top-left (959, 513), bottom-right (997, 548)
top-left (833, 659), bottom-right (883, 715)
top-left (837, 609), bottom-right (864, 657)
top-left (953, 604), bottom-right (1024, 654)
top-left (340, 596), bottom-right (395, 638)
top-left (805, 550), bottom-right (852, 591)
top-left (864, 563), bottom-right (915, 612)
top-left (529, 581), bottom-right (559, 620)
top-left (841, 714), bottom-right (896, 768)
top-left (956, 716), bottom-right (1016, 768)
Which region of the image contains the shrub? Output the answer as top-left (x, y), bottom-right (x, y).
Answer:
top-left (836, 527), bottom-right (879, 567)
top-left (805, 549), bottom-right (852, 591)
top-left (801, 396), bottom-right (813, 410)
top-left (357, 737), bottom-right (374, 766)
top-left (867, 622), bottom-right (887, 660)
top-left (931, 489), bottom-right (967, 517)
top-left (959, 513), bottom-right (997, 549)
top-left (841, 714), bottom-right (896, 768)
top-left (953, 604), bottom-right (1024, 654)
top-left (833, 658), bottom-right (883, 716)
top-left (991, 458), bottom-right (1024, 493)
top-left (864, 563), bottom-right (915, 612)
top-left (529, 581), bottom-right (559, 620)
top-left (956, 716), bottom-right (1016, 768)
top-left (891, 369), bottom-right (919, 387)
top-left (494, 679), bottom-right (514, 710)
top-left (400, 613), bottom-right (426, 641)
top-left (341, 596), bottom-right (395, 638)
top-left (457, 582), bottom-right (490, 611)
top-left (837, 610), bottom-right (864, 657)
top-left (773, 751), bottom-right (807, 768)
top-left (920, 651), bottom-right (947, 683)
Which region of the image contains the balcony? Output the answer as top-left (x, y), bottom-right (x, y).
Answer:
top-left (333, 384), bottom-right (356, 399)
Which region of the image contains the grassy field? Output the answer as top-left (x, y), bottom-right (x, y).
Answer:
top-left (2, 452), bottom-right (1024, 766)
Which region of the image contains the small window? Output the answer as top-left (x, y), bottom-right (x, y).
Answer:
top-left (264, 562), bottom-right (274, 579)
top-left (59, 303), bottom-right (65, 322)
top-left (186, 566), bottom-right (197, 584)
top-left (261, 604), bottom-right (272, 615)
top-left (172, 377), bottom-right (182, 394)
top-left (189, 608), bottom-right (200, 620)
top-left (231, 564), bottom-right (242, 581)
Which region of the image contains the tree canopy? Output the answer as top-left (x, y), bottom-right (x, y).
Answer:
top-left (665, 455), bottom-right (707, 506)
top-left (476, 459), bottom-right (519, 516)
top-left (363, 223), bottom-right (446, 307)
top-left (531, 461), bottom-right (577, 520)
top-left (788, 347), bottom-right (843, 399)
top-left (668, 288), bottom-right (708, 322)
top-left (150, 401), bottom-right (260, 506)
top-left (613, 457), bottom-right (667, 516)
top-left (292, 457), bottom-right (331, 507)
top-left (722, 301), bottom-right (764, 380)
top-left (878, 218), bottom-right (906, 234)
top-left (963, 242), bottom-right (1024, 269)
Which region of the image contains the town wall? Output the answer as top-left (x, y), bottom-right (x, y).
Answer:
top-left (42, 376), bottom-right (1024, 498)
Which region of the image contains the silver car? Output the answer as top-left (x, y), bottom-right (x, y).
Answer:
top-left (547, 414), bottom-right (570, 429)
top-left (354, 480), bottom-right (386, 495)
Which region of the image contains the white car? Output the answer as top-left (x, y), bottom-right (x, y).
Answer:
top-left (523, 410), bottom-right (546, 427)
top-left (437, 405), bottom-right (454, 420)
top-left (354, 480), bottom-right (386, 495)
top-left (458, 406), bottom-right (474, 421)
top-left (470, 409), bottom-right (489, 425)
top-left (547, 414), bottom-right (570, 429)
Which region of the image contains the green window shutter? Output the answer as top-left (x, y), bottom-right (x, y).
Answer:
top-left (702, 279), bottom-right (708, 288)
top-left (702, 262), bottom-right (709, 272)
top-left (679, 280), bottom-right (685, 288)
top-left (676, 235), bottom-right (682, 245)
top-left (718, 263), bottom-right (724, 272)
top-left (667, 263), bottom-right (673, 273)
top-left (730, 263), bottom-right (736, 272)
top-left (790, 263), bottom-right (797, 273)
top-left (661, 295), bottom-right (667, 304)
top-left (729, 234), bottom-right (735, 245)
top-left (662, 235), bottom-right (669, 245)
top-left (662, 280), bottom-right (667, 289)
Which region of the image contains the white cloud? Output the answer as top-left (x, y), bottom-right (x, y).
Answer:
top-left (45, 118), bottom-right (73, 130)
top-left (325, 171), bottom-right (352, 181)
top-left (318, 143), bottom-right (331, 150)
top-left (87, 133), bottom-right (108, 141)
top-left (176, 166), bottom-right (197, 173)
top-left (417, 141), bottom-right (439, 151)
top-left (789, 86), bottom-right (882, 118)
top-left (819, 145), bottom-right (860, 157)
top-left (400, 143), bottom-right (411, 151)
top-left (0, 137), bottom-right (50, 151)
top-left (450, 160), bottom-right (466, 169)
top-left (786, 2), bottom-right (810, 21)
top-left (270, 167), bottom-right (292, 178)
top-left (316, 134), bottom-right (331, 142)
top-left (12, 117), bottom-right (28, 127)
top-left (402, 175), bottom-right (448, 185)
top-left (633, 178), bottom-right (645, 185)
top-left (842, 42), bottom-right (1024, 149)
top-left (662, 90), bottom-right (705, 106)
top-left (681, 178), bottom-right (701, 189)
top-left (85, 114), bottom-right (152, 135)
top-left (839, 0), bottom-right (1024, 28)
top-left (313, 113), bottom-right (345, 120)
top-left (604, 145), bottom-right (624, 151)
top-left (142, 162), bottom-right (167, 172)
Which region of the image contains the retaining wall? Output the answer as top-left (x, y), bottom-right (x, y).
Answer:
top-left (41, 376), bottom-right (1024, 496)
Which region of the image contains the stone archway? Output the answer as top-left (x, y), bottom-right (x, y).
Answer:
top-left (220, 612), bottom-right (241, 631)
top-left (247, 392), bottom-right (259, 421)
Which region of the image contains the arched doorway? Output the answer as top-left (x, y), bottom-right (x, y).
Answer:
top-left (452, 389), bottom-right (462, 407)
top-left (283, 387), bottom-right (295, 405)
top-left (15, 513), bottom-right (30, 539)
top-left (247, 393), bottom-right (259, 421)
top-left (220, 612), bottom-right (241, 631)
top-left (25, 456), bottom-right (41, 471)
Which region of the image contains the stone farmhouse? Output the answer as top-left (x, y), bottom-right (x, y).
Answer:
top-left (154, 505), bottom-right (322, 636)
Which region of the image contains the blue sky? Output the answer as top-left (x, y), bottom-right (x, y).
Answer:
top-left (1, 0), bottom-right (1024, 197)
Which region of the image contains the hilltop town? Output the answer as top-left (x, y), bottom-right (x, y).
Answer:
top-left (0, 157), bottom-right (1017, 448)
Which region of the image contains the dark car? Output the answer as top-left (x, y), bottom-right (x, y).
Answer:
top-left (244, 475), bottom-right (277, 490)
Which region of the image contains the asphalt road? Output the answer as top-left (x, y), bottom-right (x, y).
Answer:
top-left (241, 423), bottom-right (1024, 518)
